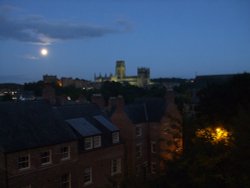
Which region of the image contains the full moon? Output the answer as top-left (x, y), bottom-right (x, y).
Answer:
top-left (40, 48), bottom-right (48, 56)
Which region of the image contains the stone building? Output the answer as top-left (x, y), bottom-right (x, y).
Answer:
top-left (95, 60), bottom-right (151, 87)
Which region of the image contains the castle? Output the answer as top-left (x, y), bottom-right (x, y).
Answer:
top-left (94, 60), bottom-right (151, 87)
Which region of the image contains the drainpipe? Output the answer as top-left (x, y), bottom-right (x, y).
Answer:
top-left (4, 152), bottom-right (8, 188)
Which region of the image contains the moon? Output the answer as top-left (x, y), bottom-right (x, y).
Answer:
top-left (40, 48), bottom-right (48, 56)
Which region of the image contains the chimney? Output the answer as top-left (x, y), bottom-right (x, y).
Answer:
top-left (108, 97), bottom-right (117, 110)
top-left (91, 93), bottom-right (105, 108)
top-left (116, 95), bottom-right (124, 112)
top-left (42, 85), bottom-right (56, 105)
top-left (108, 95), bottom-right (125, 112)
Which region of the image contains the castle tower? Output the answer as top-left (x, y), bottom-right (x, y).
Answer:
top-left (137, 67), bottom-right (150, 87)
top-left (115, 60), bottom-right (126, 79)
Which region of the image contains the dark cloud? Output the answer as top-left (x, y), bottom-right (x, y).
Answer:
top-left (0, 11), bottom-right (130, 45)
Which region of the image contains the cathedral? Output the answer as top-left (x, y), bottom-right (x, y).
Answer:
top-left (94, 60), bottom-right (151, 87)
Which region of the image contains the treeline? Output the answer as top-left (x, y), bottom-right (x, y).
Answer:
top-left (23, 81), bottom-right (166, 104)
top-left (151, 73), bottom-right (250, 188)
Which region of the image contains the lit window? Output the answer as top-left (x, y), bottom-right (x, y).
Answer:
top-left (83, 167), bottom-right (92, 185)
top-left (61, 146), bottom-right (70, 160)
top-left (18, 155), bottom-right (30, 170)
top-left (112, 132), bottom-right (119, 144)
top-left (151, 141), bottom-right (156, 153)
top-left (135, 126), bottom-right (142, 137)
top-left (40, 151), bottom-right (51, 165)
top-left (136, 144), bottom-right (142, 158)
top-left (111, 158), bottom-right (122, 176)
top-left (84, 137), bottom-right (93, 150)
top-left (61, 173), bottom-right (71, 188)
top-left (151, 162), bottom-right (157, 174)
top-left (93, 136), bottom-right (101, 148)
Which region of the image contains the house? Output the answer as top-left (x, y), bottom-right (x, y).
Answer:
top-left (0, 101), bottom-right (124, 188)
top-left (110, 93), bottom-right (182, 179)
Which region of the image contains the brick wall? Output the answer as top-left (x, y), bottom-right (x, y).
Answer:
top-left (5, 141), bottom-right (78, 188)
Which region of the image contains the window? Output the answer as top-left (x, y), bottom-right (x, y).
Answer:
top-left (93, 136), bottom-right (101, 148)
top-left (84, 137), bottom-right (93, 150)
top-left (40, 150), bottom-right (51, 165)
top-left (135, 126), bottom-right (142, 137)
top-left (18, 155), bottom-right (30, 170)
top-left (111, 158), bottom-right (122, 176)
top-left (112, 132), bottom-right (119, 144)
top-left (61, 173), bottom-right (71, 188)
top-left (83, 167), bottom-right (92, 186)
top-left (151, 162), bottom-right (157, 174)
top-left (136, 144), bottom-right (142, 158)
top-left (61, 146), bottom-right (70, 160)
top-left (151, 141), bottom-right (156, 153)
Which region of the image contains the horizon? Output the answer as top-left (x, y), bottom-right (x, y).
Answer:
top-left (1, 0), bottom-right (250, 83)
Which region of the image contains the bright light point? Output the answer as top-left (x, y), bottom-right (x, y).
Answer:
top-left (196, 126), bottom-right (232, 146)
top-left (216, 128), bottom-right (221, 132)
top-left (40, 48), bottom-right (48, 56)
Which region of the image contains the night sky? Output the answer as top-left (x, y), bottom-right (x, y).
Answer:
top-left (0, 0), bottom-right (250, 83)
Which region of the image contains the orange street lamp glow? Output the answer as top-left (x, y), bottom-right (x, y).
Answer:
top-left (196, 125), bottom-right (231, 145)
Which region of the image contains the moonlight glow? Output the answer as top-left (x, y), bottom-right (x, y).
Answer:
top-left (40, 48), bottom-right (48, 56)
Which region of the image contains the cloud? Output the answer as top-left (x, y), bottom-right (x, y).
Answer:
top-left (0, 6), bottom-right (131, 45)
top-left (23, 54), bottom-right (39, 60)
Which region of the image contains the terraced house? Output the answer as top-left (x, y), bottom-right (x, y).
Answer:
top-left (0, 101), bottom-right (123, 188)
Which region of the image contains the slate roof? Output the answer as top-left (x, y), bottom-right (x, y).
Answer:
top-left (94, 115), bottom-right (119, 132)
top-left (66, 118), bottom-right (101, 137)
top-left (55, 103), bottom-right (101, 120)
top-left (0, 100), bottom-right (121, 154)
top-left (124, 98), bottom-right (166, 124)
top-left (0, 101), bottom-right (77, 153)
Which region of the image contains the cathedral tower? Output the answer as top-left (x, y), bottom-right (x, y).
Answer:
top-left (115, 60), bottom-right (126, 79)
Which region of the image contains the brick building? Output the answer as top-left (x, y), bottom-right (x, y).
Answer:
top-left (0, 101), bottom-right (123, 188)
top-left (110, 93), bottom-right (182, 178)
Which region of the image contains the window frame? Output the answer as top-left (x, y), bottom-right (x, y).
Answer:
top-left (83, 167), bottom-right (92, 186)
top-left (93, 135), bottom-right (101, 148)
top-left (111, 158), bottom-right (122, 176)
top-left (40, 150), bottom-right (52, 165)
top-left (84, 137), bottom-right (93, 150)
top-left (61, 173), bottom-right (71, 188)
top-left (135, 125), bottom-right (142, 137)
top-left (61, 146), bottom-right (70, 160)
top-left (136, 144), bottom-right (142, 158)
top-left (151, 162), bottom-right (157, 174)
top-left (151, 141), bottom-right (156, 153)
top-left (112, 132), bottom-right (120, 144)
top-left (18, 154), bottom-right (30, 170)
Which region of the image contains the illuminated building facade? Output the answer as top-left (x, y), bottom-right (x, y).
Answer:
top-left (95, 60), bottom-right (151, 87)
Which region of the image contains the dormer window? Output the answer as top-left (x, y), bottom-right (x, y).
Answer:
top-left (93, 135), bottom-right (101, 148)
top-left (112, 132), bottom-right (120, 144)
top-left (84, 137), bottom-right (93, 150)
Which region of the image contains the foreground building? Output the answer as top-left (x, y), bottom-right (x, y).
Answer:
top-left (110, 93), bottom-right (182, 178)
top-left (0, 101), bottom-right (123, 188)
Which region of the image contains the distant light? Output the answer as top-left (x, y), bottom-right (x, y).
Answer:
top-left (196, 125), bottom-right (231, 145)
top-left (40, 48), bottom-right (48, 56)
